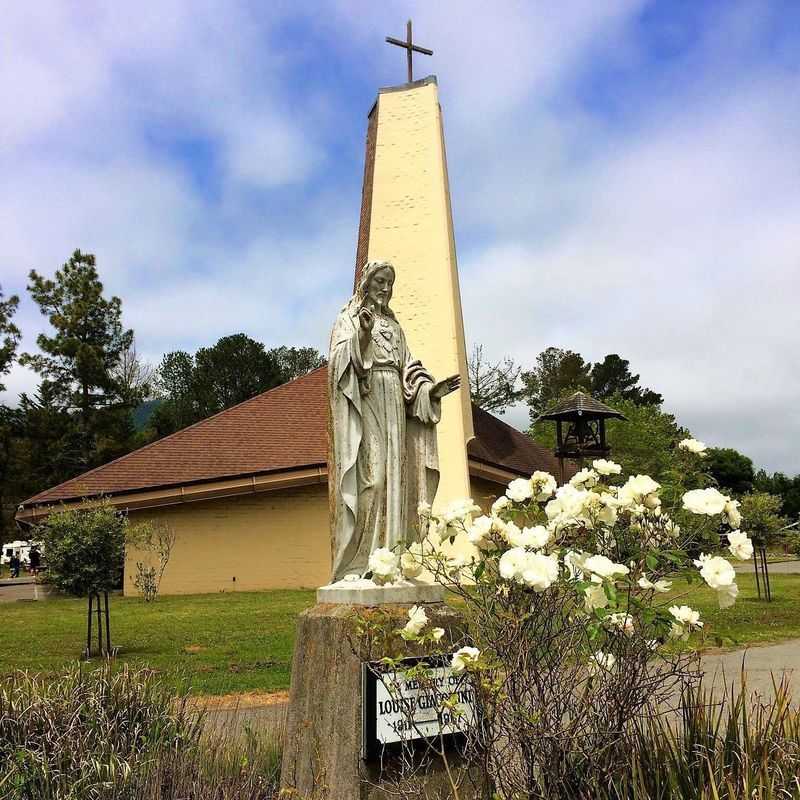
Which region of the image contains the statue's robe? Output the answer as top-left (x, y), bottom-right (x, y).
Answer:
top-left (328, 305), bottom-right (440, 580)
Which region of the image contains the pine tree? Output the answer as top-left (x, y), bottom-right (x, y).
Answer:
top-left (0, 284), bottom-right (20, 545)
top-left (20, 250), bottom-right (133, 470)
top-left (0, 284), bottom-right (20, 393)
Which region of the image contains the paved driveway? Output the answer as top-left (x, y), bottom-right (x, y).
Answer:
top-left (0, 578), bottom-right (55, 602)
top-left (736, 559), bottom-right (800, 575)
top-left (701, 638), bottom-right (800, 698)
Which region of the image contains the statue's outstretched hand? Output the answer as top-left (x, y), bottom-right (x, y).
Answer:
top-left (431, 373), bottom-right (461, 399)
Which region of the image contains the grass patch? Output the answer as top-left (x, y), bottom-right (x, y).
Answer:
top-left (0, 590), bottom-right (314, 695)
top-left (662, 573), bottom-right (800, 651)
top-left (2, 576), bottom-right (800, 695)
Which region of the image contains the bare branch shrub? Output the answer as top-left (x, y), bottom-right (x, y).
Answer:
top-left (128, 520), bottom-right (176, 602)
top-left (354, 451), bottom-right (750, 798)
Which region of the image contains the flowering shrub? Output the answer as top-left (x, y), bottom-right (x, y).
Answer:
top-left (359, 453), bottom-right (753, 797)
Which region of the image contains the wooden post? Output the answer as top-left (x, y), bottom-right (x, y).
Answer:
top-left (86, 594), bottom-right (94, 657)
top-left (753, 549), bottom-right (762, 599)
top-left (96, 592), bottom-right (103, 655)
top-left (761, 547), bottom-right (772, 602)
top-left (104, 591), bottom-right (112, 654)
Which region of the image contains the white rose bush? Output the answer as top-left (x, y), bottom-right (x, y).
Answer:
top-left (355, 451), bottom-right (755, 797)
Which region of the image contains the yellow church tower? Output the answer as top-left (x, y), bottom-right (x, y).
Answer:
top-left (354, 76), bottom-right (474, 506)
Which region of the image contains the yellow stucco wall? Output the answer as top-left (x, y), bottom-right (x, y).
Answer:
top-left (367, 78), bottom-right (474, 509)
top-left (124, 484), bottom-right (331, 596)
top-left (122, 475), bottom-right (507, 596)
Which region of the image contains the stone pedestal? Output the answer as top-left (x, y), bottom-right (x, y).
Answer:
top-left (316, 578), bottom-right (445, 606)
top-left (280, 601), bottom-right (477, 799)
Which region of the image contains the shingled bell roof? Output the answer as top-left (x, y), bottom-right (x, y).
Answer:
top-left (17, 367), bottom-right (567, 520)
top-left (536, 391), bottom-right (627, 423)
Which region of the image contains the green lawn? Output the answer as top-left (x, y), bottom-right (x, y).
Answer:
top-left (2, 576), bottom-right (799, 696)
top-left (0, 590), bottom-right (315, 696)
top-left (664, 573), bottom-right (800, 650)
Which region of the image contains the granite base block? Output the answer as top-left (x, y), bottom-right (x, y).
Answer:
top-left (280, 603), bottom-right (478, 800)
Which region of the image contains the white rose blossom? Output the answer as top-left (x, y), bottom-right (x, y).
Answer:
top-left (724, 499), bottom-right (742, 528)
top-left (615, 475), bottom-right (661, 513)
top-left (727, 530), bottom-right (754, 561)
top-left (564, 550), bottom-right (590, 580)
top-left (606, 612), bottom-right (635, 637)
top-left (583, 583), bottom-right (609, 612)
top-left (400, 542), bottom-right (426, 578)
top-left (570, 468), bottom-right (599, 489)
top-left (638, 573), bottom-right (672, 593)
top-left (669, 622), bottom-right (690, 642)
top-left (451, 646), bottom-right (480, 673)
top-left (593, 458), bottom-right (622, 476)
top-left (518, 553), bottom-right (560, 591)
top-left (716, 583), bottom-right (739, 609)
top-left (694, 553), bottom-right (739, 608)
top-left (499, 548), bottom-right (558, 590)
top-left (682, 488), bottom-right (729, 516)
top-left (678, 438), bottom-right (707, 455)
top-left (431, 627), bottom-right (445, 642)
top-left (530, 471), bottom-right (557, 501)
top-left (368, 547), bottom-right (400, 584)
top-left (400, 605), bottom-right (428, 639)
top-left (669, 605), bottom-right (703, 630)
top-left (506, 478), bottom-right (534, 503)
top-left (584, 554), bottom-right (630, 581)
top-left (545, 484), bottom-right (593, 529)
top-left (442, 498), bottom-right (481, 525)
top-left (491, 495), bottom-right (511, 515)
top-left (505, 524), bottom-right (551, 550)
top-left (467, 515), bottom-right (495, 550)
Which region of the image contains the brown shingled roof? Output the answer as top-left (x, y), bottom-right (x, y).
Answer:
top-left (468, 405), bottom-right (566, 478)
top-left (21, 367), bottom-right (329, 507)
top-left (19, 366), bottom-right (565, 510)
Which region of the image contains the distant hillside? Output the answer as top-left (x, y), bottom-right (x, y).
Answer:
top-left (132, 399), bottom-right (164, 431)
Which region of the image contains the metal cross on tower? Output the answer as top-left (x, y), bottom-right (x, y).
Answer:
top-left (385, 20), bottom-right (433, 83)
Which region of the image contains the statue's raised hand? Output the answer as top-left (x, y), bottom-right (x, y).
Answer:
top-left (358, 307), bottom-right (375, 334)
top-left (431, 373), bottom-right (461, 399)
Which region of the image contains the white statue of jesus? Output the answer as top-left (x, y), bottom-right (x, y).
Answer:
top-left (328, 260), bottom-right (460, 581)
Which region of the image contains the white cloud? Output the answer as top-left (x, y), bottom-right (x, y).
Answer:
top-left (1, 0), bottom-right (798, 476)
top-left (461, 51), bottom-right (800, 472)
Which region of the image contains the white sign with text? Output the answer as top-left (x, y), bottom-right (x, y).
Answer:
top-left (371, 663), bottom-right (475, 745)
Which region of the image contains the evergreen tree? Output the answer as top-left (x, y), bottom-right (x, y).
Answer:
top-left (707, 447), bottom-right (755, 495)
top-left (0, 284), bottom-right (20, 392)
top-left (20, 250), bottom-right (133, 470)
top-left (754, 470), bottom-right (800, 521)
top-left (590, 354), bottom-right (663, 406)
top-left (192, 333), bottom-right (282, 416)
top-left (521, 347), bottom-right (591, 422)
top-left (270, 345), bottom-right (326, 383)
top-left (149, 336), bottom-right (327, 438)
top-left (0, 284), bottom-right (20, 544)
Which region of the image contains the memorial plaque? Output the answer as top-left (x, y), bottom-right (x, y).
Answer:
top-left (362, 656), bottom-right (475, 760)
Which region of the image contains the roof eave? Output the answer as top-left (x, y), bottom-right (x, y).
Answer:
top-left (15, 464), bottom-right (329, 523)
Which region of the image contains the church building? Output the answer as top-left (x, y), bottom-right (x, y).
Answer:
top-left (16, 77), bottom-right (563, 596)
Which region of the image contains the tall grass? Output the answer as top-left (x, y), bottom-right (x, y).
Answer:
top-left (0, 665), bottom-right (282, 799)
top-left (3, 664), bottom-right (800, 798)
top-left (608, 676), bottom-right (800, 800)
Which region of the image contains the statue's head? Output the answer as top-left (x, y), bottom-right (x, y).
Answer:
top-left (355, 260), bottom-right (395, 313)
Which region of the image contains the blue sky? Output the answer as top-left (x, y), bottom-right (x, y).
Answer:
top-left (2, 0), bottom-right (799, 473)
